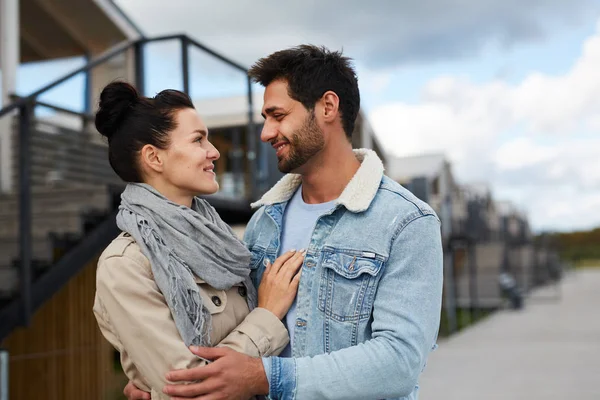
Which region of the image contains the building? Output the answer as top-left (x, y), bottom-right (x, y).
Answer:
top-left (386, 153), bottom-right (457, 240)
top-left (385, 152), bottom-right (554, 335)
top-left (0, 3), bottom-right (387, 397)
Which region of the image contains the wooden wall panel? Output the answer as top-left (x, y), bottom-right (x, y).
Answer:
top-left (1, 257), bottom-right (121, 399)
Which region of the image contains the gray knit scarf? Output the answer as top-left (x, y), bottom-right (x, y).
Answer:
top-left (116, 183), bottom-right (256, 347)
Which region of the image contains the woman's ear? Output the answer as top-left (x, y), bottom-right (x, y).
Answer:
top-left (140, 144), bottom-right (164, 173)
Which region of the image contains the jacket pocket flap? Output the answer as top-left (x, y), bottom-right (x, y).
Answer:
top-left (323, 251), bottom-right (383, 279)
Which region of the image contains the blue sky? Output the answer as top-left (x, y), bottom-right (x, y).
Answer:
top-left (359, 21), bottom-right (597, 109)
top-left (6, 1), bottom-right (600, 232)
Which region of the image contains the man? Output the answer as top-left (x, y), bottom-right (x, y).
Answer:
top-left (126, 45), bottom-right (443, 400)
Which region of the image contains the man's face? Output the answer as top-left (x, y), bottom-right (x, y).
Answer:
top-left (260, 80), bottom-right (324, 173)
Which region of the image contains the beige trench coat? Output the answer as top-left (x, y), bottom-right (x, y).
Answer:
top-left (93, 233), bottom-right (289, 399)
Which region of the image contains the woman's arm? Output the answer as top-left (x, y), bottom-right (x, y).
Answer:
top-left (94, 251), bottom-right (289, 396)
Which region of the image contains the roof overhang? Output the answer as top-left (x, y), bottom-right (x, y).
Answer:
top-left (20, 0), bottom-right (138, 63)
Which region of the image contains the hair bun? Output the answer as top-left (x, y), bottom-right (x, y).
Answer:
top-left (95, 81), bottom-right (140, 139)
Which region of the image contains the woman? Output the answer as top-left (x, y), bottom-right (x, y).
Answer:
top-left (92, 82), bottom-right (302, 399)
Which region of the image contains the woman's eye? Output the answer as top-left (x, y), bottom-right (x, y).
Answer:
top-left (195, 136), bottom-right (203, 142)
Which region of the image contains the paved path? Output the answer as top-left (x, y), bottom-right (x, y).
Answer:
top-left (419, 268), bottom-right (600, 400)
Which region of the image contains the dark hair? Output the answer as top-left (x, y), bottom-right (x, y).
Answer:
top-left (95, 81), bottom-right (194, 182)
top-left (248, 44), bottom-right (360, 138)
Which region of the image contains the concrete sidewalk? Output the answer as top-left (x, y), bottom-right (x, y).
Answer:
top-left (419, 268), bottom-right (600, 400)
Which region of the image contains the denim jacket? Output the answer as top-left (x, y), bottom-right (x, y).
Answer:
top-left (244, 149), bottom-right (443, 400)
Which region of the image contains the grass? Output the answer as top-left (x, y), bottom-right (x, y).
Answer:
top-left (439, 307), bottom-right (494, 337)
top-left (573, 259), bottom-right (600, 269)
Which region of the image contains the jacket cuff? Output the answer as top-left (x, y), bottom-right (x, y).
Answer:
top-left (235, 307), bottom-right (289, 356)
top-left (264, 356), bottom-right (297, 400)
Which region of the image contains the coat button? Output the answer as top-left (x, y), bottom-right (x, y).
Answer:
top-left (211, 296), bottom-right (222, 307)
top-left (238, 286), bottom-right (247, 297)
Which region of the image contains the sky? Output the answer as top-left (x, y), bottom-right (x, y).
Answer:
top-left (8, 0), bottom-right (600, 232)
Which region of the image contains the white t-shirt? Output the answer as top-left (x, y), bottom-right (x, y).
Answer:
top-left (278, 186), bottom-right (336, 357)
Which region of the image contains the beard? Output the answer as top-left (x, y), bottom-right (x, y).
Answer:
top-left (277, 111), bottom-right (324, 173)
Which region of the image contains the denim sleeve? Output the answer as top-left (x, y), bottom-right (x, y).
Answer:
top-left (269, 214), bottom-right (443, 400)
top-left (261, 358), bottom-right (272, 392)
top-left (262, 356), bottom-right (296, 400)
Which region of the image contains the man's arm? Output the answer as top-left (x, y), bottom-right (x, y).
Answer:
top-left (267, 214), bottom-right (443, 399)
top-left (97, 252), bottom-right (288, 398)
top-left (166, 213), bottom-right (443, 400)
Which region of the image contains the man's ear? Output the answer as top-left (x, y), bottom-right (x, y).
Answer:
top-left (319, 90), bottom-right (340, 123)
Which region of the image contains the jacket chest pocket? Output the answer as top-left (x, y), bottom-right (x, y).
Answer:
top-left (318, 249), bottom-right (384, 322)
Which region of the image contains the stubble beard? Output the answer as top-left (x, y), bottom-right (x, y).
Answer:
top-left (277, 112), bottom-right (324, 173)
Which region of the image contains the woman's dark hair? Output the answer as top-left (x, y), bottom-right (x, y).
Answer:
top-left (248, 44), bottom-right (360, 139)
top-left (95, 81), bottom-right (195, 182)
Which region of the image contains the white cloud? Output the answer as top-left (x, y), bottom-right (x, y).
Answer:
top-left (370, 19), bottom-right (600, 231)
top-left (511, 26), bottom-right (600, 133)
top-left (493, 138), bottom-right (558, 171)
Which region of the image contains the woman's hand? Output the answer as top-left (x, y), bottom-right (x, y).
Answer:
top-left (257, 249), bottom-right (305, 319)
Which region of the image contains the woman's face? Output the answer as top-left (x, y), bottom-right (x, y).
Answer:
top-left (159, 108), bottom-right (220, 197)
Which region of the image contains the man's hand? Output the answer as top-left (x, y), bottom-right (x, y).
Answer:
top-left (163, 346), bottom-right (269, 400)
top-left (124, 381), bottom-right (150, 400)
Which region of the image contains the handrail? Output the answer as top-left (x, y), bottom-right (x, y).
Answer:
top-left (0, 32), bottom-right (257, 333)
top-left (0, 209), bottom-right (121, 341)
top-left (26, 99), bottom-right (94, 120)
top-left (0, 39), bottom-right (137, 118)
top-left (186, 36), bottom-right (247, 73)
top-left (0, 33), bottom-right (249, 119)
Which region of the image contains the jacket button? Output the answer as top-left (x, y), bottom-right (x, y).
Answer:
top-left (211, 296), bottom-right (222, 307)
top-left (238, 286), bottom-right (247, 297)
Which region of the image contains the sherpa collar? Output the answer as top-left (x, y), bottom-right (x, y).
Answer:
top-left (251, 148), bottom-right (384, 213)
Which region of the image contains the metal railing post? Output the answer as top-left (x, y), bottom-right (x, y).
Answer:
top-left (231, 128), bottom-right (244, 197)
top-left (18, 102), bottom-right (32, 326)
top-left (0, 349), bottom-right (8, 400)
top-left (246, 77), bottom-right (257, 200)
top-left (181, 36), bottom-right (190, 95)
top-left (443, 243), bottom-right (458, 335)
top-left (134, 41), bottom-right (145, 95)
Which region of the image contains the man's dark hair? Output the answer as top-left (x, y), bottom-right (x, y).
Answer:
top-left (248, 45), bottom-right (360, 139)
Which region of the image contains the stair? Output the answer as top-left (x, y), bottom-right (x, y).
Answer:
top-left (0, 184), bottom-right (114, 297)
